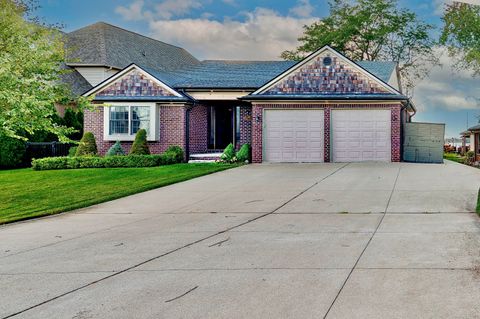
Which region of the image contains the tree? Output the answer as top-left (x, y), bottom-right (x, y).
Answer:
top-left (281, 0), bottom-right (438, 96)
top-left (440, 2), bottom-right (480, 75)
top-left (0, 0), bottom-right (90, 142)
top-left (129, 129), bottom-right (150, 155)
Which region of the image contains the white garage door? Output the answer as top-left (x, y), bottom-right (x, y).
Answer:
top-left (332, 110), bottom-right (391, 162)
top-left (264, 110), bottom-right (324, 162)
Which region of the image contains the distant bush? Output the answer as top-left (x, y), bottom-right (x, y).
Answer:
top-left (129, 129), bottom-right (150, 155)
top-left (220, 143), bottom-right (236, 163)
top-left (465, 150), bottom-right (475, 165)
top-left (0, 134), bottom-right (26, 168)
top-left (106, 141), bottom-right (125, 156)
top-left (236, 144), bottom-right (251, 163)
top-left (75, 132), bottom-right (97, 156)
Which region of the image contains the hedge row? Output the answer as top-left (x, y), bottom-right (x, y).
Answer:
top-left (32, 153), bottom-right (181, 171)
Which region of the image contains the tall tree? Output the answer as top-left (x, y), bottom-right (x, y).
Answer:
top-left (281, 0), bottom-right (438, 96)
top-left (440, 1), bottom-right (480, 76)
top-left (0, 0), bottom-right (90, 141)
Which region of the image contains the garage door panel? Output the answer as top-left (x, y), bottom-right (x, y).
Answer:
top-left (332, 110), bottom-right (391, 162)
top-left (264, 110), bottom-right (324, 163)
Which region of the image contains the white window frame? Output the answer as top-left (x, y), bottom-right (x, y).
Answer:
top-left (104, 102), bottom-right (159, 141)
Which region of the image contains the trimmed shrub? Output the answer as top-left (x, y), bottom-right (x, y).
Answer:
top-left (0, 134), bottom-right (26, 168)
top-left (236, 144), bottom-right (251, 163)
top-left (75, 132), bottom-right (97, 156)
top-left (129, 129), bottom-right (150, 155)
top-left (220, 143), bottom-right (236, 163)
top-left (106, 141), bottom-right (125, 156)
top-left (68, 146), bottom-right (77, 157)
top-left (164, 145), bottom-right (184, 163)
top-left (31, 152), bottom-right (185, 171)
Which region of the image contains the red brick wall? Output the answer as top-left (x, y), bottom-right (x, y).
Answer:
top-left (84, 104), bottom-right (187, 156)
top-left (251, 102), bottom-right (403, 163)
top-left (189, 104), bottom-right (208, 153)
top-left (238, 106), bottom-right (252, 149)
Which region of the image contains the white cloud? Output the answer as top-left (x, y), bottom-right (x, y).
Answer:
top-left (151, 0), bottom-right (204, 20)
top-left (289, 0), bottom-right (314, 18)
top-left (222, 0), bottom-right (237, 6)
top-left (413, 48), bottom-right (480, 112)
top-left (115, 0), bottom-right (145, 21)
top-left (147, 8), bottom-right (316, 60)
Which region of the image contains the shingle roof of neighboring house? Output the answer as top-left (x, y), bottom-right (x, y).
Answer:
top-left (145, 59), bottom-right (396, 90)
top-left (59, 65), bottom-right (93, 95)
top-left (467, 124), bottom-right (480, 131)
top-left (65, 22), bottom-right (200, 71)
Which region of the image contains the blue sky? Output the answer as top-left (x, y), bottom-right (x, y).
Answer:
top-left (38, 0), bottom-right (480, 138)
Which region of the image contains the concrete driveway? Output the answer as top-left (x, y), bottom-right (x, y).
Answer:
top-left (1, 161), bottom-right (480, 318)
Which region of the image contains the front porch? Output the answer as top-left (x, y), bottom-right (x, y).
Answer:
top-left (188, 102), bottom-right (252, 160)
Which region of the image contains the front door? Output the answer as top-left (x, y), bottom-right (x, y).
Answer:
top-left (208, 106), bottom-right (234, 149)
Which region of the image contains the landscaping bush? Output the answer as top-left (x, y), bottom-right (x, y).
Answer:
top-left (164, 145), bottom-right (184, 163)
top-left (106, 141), bottom-right (125, 156)
top-left (129, 129), bottom-right (150, 155)
top-left (236, 144), bottom-right (251, 163)
top-left (220, 143), bottom-right (236, 163)
top-left (0, 134), bottom-right (26, 168)
top-left (75, 132), bottom-right (97, 156)
top-left (31, 152), bottom-right (185, 171)
top-left (465, 150), bottom-right (475, 165)
top-left (68, 146), bottom-right (77, 157)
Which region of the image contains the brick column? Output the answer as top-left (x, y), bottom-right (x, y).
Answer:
top-left (251, 104), bottom-right (263, 163)
top-left (324, 106), bottom-right (331, 162)
top-left (391, 104), bottom-right (401, 162)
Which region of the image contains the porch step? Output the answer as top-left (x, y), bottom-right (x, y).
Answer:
top-left (188, 152), bottom-right (222, 163)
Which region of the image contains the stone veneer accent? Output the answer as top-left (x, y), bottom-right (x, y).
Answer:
top-left (84, 104), bottom-right (187, 156)
top-left (96, 69), bottom-right (176, 97)
top-left (263, 54), bottom-right (391, 95)
top-left (251, 103), bottom-right (402, 163)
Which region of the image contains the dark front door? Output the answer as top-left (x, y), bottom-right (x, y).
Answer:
top-left (208, 106), bottom-right (234, 149)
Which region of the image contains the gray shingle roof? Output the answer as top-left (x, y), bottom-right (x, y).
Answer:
top-left (65, 22), bottom-right (200, 71)
top-left (59, 65), bottom-right (92, 95)
top-left (356, 61), bottom-right (397, 83)
top-left (146, 59), bottom-right (396, 90)
top-left (147, 60), bottom-right (297, 89)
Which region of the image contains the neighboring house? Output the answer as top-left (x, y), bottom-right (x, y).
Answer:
top-left (462, 125), bottom-right (480, 161)
top-left (65, 22), bottom-right (415, 163)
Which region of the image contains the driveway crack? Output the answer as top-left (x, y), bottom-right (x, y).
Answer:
top-left (322, 165), bottom-right (401, 319)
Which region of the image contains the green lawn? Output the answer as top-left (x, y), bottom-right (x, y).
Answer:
top-left (0, 163), bottom-right (236, 224)
top-left (477, 189), bottom-right (480, 216)
top-left (443, 152), bottom-right (465, 164)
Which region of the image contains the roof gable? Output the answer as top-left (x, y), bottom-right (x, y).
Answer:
top-left (83, 64), bottom-right (185, 100)
top-left (252, 46), bottom-right (399, 96)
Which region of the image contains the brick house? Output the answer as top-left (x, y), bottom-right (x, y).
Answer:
top-left (66, 22), bottom-right (416, 163)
